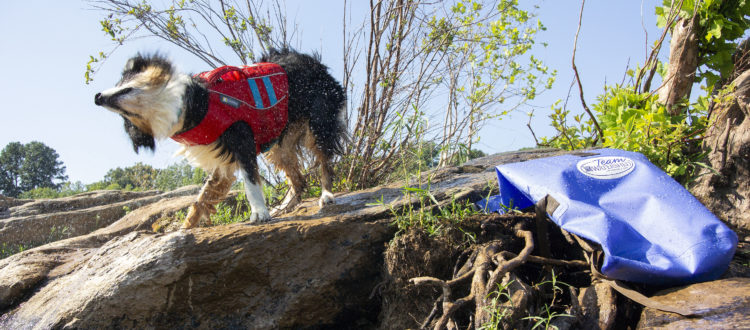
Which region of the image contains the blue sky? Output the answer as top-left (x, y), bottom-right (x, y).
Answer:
top-left (0, 1), bottom-right (666, 184)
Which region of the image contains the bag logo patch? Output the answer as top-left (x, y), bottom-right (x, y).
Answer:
top-left (577, 156), bottom-right (635, 179)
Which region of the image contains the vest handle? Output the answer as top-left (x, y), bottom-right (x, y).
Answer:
top-left (202, 66), bottom-right (245, 83)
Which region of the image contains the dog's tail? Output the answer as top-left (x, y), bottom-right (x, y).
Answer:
top-left (329, 98), bottom-right (350, 157)
top-left (312, 67), bottom-right (348, 158)
top-left (320, 66), bottom-right (348, 157)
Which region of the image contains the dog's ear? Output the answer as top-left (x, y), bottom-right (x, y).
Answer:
top-left (120, 54), bottom-right (174, 84)
top-left (123, 56), bottom-right (144, 74)
top-left (122, 117), bottom-right (155, 153)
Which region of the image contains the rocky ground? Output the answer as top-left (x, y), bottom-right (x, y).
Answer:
top-left (0, 149), bottom-right (749, 329)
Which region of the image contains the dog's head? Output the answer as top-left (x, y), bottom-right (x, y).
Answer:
top-left (95, 54), bottom-right (188, 152)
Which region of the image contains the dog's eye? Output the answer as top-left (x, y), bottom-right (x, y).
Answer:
top-left (117, 74), bottom-right (136, 86)
top-left (112, 87), bottom-right (134, 98)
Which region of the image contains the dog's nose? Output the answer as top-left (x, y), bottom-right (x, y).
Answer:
top-left (94, 93), bottom-right (103, 106)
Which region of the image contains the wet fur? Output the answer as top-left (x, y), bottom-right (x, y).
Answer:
top-left (95, 49), bottom-right (346, 225)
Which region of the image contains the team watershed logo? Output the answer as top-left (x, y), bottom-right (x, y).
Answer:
top-left (576, 156), bottom-right (635, 179)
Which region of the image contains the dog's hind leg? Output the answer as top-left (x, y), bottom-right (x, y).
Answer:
top-left (307, 108), bottom-right (345, 208)
top-left (312, 143), bottom-right (336, 207)
top-left (182, 167), bottom-right (236, 229)
top-left (266, 123), bottom-right (306, 217)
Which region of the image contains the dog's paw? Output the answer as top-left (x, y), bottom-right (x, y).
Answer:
top-left (248, 208), bottom-right (272, 224)
top-left (318, 191), bottom-right (336, 207)
top-left (269, 206), bottom-right (286, 218)
top-left (181, 203), bottom-right (206, 229)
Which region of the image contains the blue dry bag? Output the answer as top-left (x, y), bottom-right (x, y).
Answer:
top-left (479, 148), bottom-right (737, 285)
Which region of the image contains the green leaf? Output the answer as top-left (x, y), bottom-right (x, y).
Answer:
top-left (706, 20), bottom-right (723, 41)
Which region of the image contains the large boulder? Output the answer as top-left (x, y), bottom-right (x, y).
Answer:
top-left (637, 277), bottom-right (750, 329)
top-left (0, 195), bottom-right (198, 312)
top-left (1, 217), bottom-right (393, 329)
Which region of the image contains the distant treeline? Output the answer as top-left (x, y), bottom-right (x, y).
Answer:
top-left (0, 141), bottom-right (206, 199)
top-left (21, 160), bottom-right (207, 199)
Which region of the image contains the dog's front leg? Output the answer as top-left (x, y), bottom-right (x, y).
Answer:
top-left (220, 122), bottom-right (271, 223)
top-left (182, 167), bottom-right (236, 229)
top-left (241, 169), bottom-right (271, 223)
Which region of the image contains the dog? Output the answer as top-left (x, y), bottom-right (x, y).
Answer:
top-left (94, 49), bottom-right (346, 228)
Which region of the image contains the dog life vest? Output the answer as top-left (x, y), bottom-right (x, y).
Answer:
top-left (171, 64), bottom-right (289, 154)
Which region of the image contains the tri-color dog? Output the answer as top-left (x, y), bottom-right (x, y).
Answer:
top-left (94, 49), bottom-right (346, 228)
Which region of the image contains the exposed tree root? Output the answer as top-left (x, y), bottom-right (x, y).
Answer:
top-left (410, 225), bottom-right (534, 329)
top-left (409, 217), bottom-right (592, 329)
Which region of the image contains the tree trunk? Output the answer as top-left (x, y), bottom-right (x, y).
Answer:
top-left (691, 69), bottom-right (750, 234)
top-left (658, 16), bottom-right (699, 115)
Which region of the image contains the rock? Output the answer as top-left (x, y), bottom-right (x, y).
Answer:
top-left (578, 281), bottom-right (617, 330)
top-left (2, 189), bottom-right (160, 219)
top-left (636, 278), bottom-right (750, 329)
top-left (0, 194), bottom-right (198, 311)
top-left (691, 70), bottom-right (750, 234)
top-left (0, 186), bottom-right (200, 248)
top-left (1, 218), bottom-right (393, 329)
top-left (499, 272), bottom-right (534, 328)
top-left (0, 195), bottom-right (32, 217)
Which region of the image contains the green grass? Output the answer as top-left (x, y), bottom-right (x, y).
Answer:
top-left (0, 243), bottom-right (29, 260)
top-left (523, 304), bottom-right (574, 330)
top-left (372, 182), bottom-right (479, 245)
top-left (480, 269), bottom-right (574, 330)
top-left (522, 269), bottom-right (574, 330)
top-left (479, 281), bottom-right (516, 330)
top-left (210, 191), bottom-right (251, 226)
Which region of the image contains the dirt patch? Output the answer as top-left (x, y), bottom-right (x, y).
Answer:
top-left (379, 225), bottom-right (467, 329)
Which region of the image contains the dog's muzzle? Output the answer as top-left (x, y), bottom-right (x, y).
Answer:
top-left (94, 87), bottom-right (133, 107)
top-left (94, 89), bottom-right (141, 119)
top-left (94, 93), bottom-right (104, 106)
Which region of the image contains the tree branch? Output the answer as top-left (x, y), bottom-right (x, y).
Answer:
top-left (571, 0), bottom-right (603, 143)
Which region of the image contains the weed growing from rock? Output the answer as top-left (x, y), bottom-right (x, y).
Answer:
top-left (210, 191), bottom-right (250, 226)
top-left (0, 243), bottom-right (28, 260)
top-left (0, 225), bottom-right (72, 260)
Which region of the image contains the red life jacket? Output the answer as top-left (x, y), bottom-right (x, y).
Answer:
top-left (171, 63), bottom-right (289, 154)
